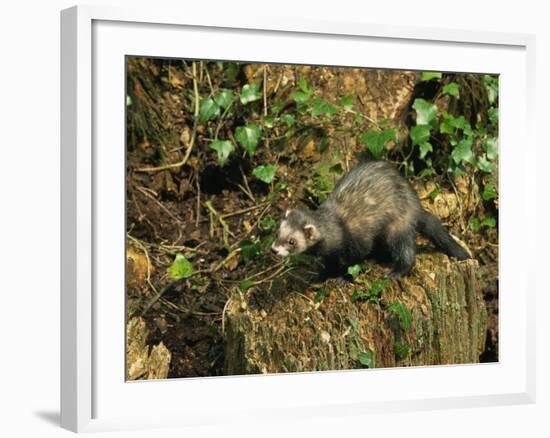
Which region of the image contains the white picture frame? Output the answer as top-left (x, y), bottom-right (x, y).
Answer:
top-left (60, 4), bottom-right (536, 433)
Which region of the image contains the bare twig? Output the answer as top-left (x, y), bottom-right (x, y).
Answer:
top-left (231, 203), bottom-right (271, 247)
top-left (221, 202), bottom-right (268, 219)
top-left (205, 200), bottom-right (236, 246)
top-left (136, 186), bottom-right (184, 225)
top-left (221, 296), bottom-right (232, 334)
top-left (236, 183), bottom-right (256, 203)
top-left (239, 165), bottom-right (256, 203)
top-left (211, 248), bottom-right (242, 273)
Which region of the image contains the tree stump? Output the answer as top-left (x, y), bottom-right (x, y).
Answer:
top-left (224, 254), bottom-right (487, 374)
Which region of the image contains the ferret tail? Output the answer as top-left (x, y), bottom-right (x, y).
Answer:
top-left (417, 210), bottom-right (470, 260)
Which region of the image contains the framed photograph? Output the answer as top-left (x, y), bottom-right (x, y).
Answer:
top-left (61, 5), bottom-right (536, 433)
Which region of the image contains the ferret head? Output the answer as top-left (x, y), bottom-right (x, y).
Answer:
top-left (271, 209), bottom-right (320, 257)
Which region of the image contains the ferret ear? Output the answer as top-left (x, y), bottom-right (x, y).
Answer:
top-left (303, 224), bottom-right (319, 241)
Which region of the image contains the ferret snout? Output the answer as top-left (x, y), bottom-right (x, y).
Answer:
top-left (271, 242), bottom-right (288, 257)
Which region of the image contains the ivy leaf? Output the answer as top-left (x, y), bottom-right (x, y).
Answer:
top-left (483, 75), bottom-right (499, 104)
top-left (259, 216), bottom-right (276, 230)
top-left (412, 98), bottom-right (437, 125)
top-left (442, 82), bottom-right (460, 98)
top-left (253, 165), bottom-right (277, 183)
top-left (451, 138), bottom-right (473, 164)
top-left (347, 264), bottom-right (362, 279)
top-left (213, 89), bottom-right (234, 109)
top-left (410, 125), bottom-right (431, 145)
top-left (224, 63), bottom-right (239, 83)
top-left (394, 341), bottom-right (410, 359)
top-left (485, 137), bottom-right (498, 160)
top-left (167, 254), bottom-right (193, 280)
top-left (209, 140), bottom-right (235, 167)
top-left (359, 129), bottom-right (397, 159)
top-left (291, 90), bottom-right (310, 103)
top-left (369, 278), bottom-right (389, 298)
top-left (351, 289), bottom-right (368, 303)
top-left (311, 98), bottom-right (337, 117)
top-left (476, 154), bottom-right (494, 173)
top-left (421, 71), bottom-right (442, 81)
top-left (482, 216), bottom-right (497, 228)
top-left (469, 217), bottom-right (481, 232)
top-left (281, 113), bottom-right (295, 127)
top-left (263, 115), bottom-right (275, 128)
top-left (418, 141), bottom-right (433, 159)
top-left (235, 124), bottom-right (262, 157)
top-left (340, 95), bottom-right (353, 111)
top-left (387, 301), bottom-right (411, 331)
top-left (240, 83), bottom-right (262, 104)
top-left (314, 287), bottom-right (329, 303)
top-left (488, 107), bottom-right (499, 125)
top-left (198, 97), bottom-right (220, 123)
top-left (298, 77), bottom-right (309, 93)
top-left (358, 350), bottom-right (375, 368)
top-left (271, 102), bottom-right (285, 114)
top-left (240, 239), bottom-right (260, 263)
top-left (482, 183), bottom-right (498, 201)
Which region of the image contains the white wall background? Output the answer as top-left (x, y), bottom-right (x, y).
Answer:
top-left (0, 1), bottom-right (546, 437)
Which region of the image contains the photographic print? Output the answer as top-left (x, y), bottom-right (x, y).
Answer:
top-left (125, 57), bottom-right (498, 380)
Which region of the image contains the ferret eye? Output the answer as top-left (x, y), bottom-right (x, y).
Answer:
top-left (288, 238), bottom-right (296, 246)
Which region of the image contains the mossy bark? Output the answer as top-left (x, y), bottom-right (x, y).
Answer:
top-left (224, 254), bottom-right (487, 375)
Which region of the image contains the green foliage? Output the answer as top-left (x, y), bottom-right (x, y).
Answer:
top-left (347, 264), bottom-right (362, 279)
top-left (311, 98), bottom-right (337, 117)
top-left (413, 98), bottom-right (437, 125)
top-left (259, 216), bottom-right (276, 231)
top-left (235, 124), bottom-right (262, 157)
top-left (281, 113), bottom-right (295, 127)
top-left (198, 97), bottom-right (221, 123)
top-left (253, 165), bottom-right (277, 183)
top-left (394, 341), bottom-right (410, 359)
top-left (485, 137), bottom-right (498, 160)
top-left (214, 89), bottom-right (234, 109)
top-left (488, 107), bottom-right (498, 125)
top-left (451, 138), bottom-right (474, 164)
top-left (421, 71), bottom-right (442, 81)
top-left (387, 301), bottom-right (411, 331)
top-left (340, 95), bottom-right (353, 111)
top-left (442, 82), bottom-right (460, 98)
top-left (240, 83), bottom-right (262, 104)
top-left (351, 278), bottom-right (389, 304)
top-left (483, 75), bottom-right (499, 105)
top-left (209, 140), bottom-right (235, 167)
top-left (167, 253), bottom-right (194, 280)
top-left (240, 239), bottom-right (261, 263)
top-left (482, 183), bottom-right (498, 201)
top-left (314, 287), bottom-right (329, 303)
top-left (481, 215), bottom-right (496, 228)
top-left (409, 125), bottom-right (432, 159)
top-left (360, 129), bottom-right (397, 159)
top-left (224, 63), bottom-right (239, 83)
top-left (238, 279), bottom-right (255, 291)
top-left (291, 78), bottom-right (313, 103)
top-left (358, 350), bottom-right (375, 368)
